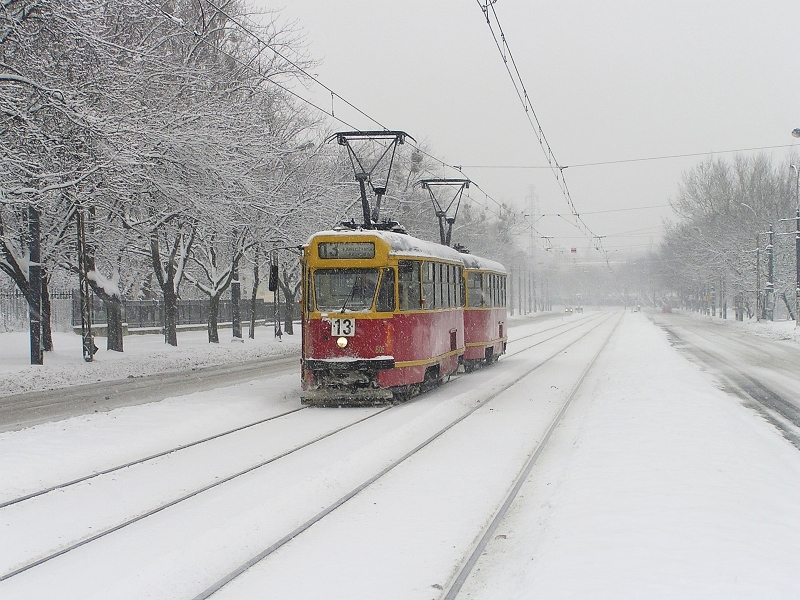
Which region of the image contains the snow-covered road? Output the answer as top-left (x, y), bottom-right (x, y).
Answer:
top-left (651, 311), bottom-right (800, 448)
top-left (1, 310), bottom-right (799, 599)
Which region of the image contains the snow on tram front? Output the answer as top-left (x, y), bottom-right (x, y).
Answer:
top-left (300, 228), bottom-right (469, 406)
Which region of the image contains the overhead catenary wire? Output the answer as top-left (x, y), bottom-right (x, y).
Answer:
top-left (475, 0), bottom-right (612, 265)
top-left (138, 0), bottom-right (582, 258)
top-left (142, 0), bottom-right (520, 231)
top-left (457, 143), bottom-right (799, 170)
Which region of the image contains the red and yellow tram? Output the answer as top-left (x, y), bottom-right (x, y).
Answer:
top-left (462, 254), bottom-right (508, 371)
top-left (300, 228), bottom-right (506, 405)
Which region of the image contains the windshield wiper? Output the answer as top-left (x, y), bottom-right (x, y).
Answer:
top-left (340, 282), bottom-right (358, 313)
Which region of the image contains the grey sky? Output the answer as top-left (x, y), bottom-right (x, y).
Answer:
top-left (258, 0), bottom-right (800, 261)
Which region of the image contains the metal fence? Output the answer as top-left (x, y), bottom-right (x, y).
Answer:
top-left (0, 289), bottom-right (74, 332)
top-left (0, 289), bottom-right (300, 333)
top-left (72, 296), bottom-right (299, 330)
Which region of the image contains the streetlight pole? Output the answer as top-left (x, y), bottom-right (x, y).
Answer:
top-left (766, 223), bottom-right (775, 320)
top-left (791, 154), bottom-right (800, 327)
top-left (741, 203), bottom-right (761, 321)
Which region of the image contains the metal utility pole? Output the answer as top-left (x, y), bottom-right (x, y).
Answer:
top-left (231, 263), bottom-right (242, 341)
top-left (249, 250), bottom-right (259, 340)
top-left (76, 207), bottom-right (94, 362)
top-left (755, 233), bottom-right (761, 322)
top-left (27, 205), bottom-right (43, 365)
top-left (229, 228), bottom-right (242, 341)
top-left (792, 141), bottom-right (800, 325)
top-left (766, 223), bottom-right (775, 321)
top-left (794, 208), bottom-right (800, 328)
top-left (268, 252), bottom-right (281, 339)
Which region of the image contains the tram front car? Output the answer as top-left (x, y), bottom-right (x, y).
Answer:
top-left (301, 230), bottom-right (466, 406)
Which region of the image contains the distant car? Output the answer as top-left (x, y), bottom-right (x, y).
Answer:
top-left (565, 307), bottom-right (573, 314)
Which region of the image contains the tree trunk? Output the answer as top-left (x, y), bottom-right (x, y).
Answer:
top-left (106, 297), bottom-right (124, 352)
top-left (208, 294), bottom-right (220, 343)
top-left (164, 291), bottom-right (178, 346)
top-left (41, 273), bottom-right (53, 352)
top-left (277, 274), bottom-right (299, 336)
top-left (283, 295), bottom-right (294, 335)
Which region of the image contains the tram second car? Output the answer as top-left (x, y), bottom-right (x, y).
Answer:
top-left (300, 229), bottom-right (507, 406)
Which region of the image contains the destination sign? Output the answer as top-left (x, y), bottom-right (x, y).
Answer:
top-left (318, 242), bottom-right (375, 260)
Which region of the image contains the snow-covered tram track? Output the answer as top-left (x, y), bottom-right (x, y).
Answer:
top-left (1, 312), bottom-right (602, 513)
top-left (0, 405), bottom-right (394, 583)
top-left (442, 311), bottom-right (623, 599)
top-left (190, 312), bottom-right (618, 600)
top-left (0, 312), bottom-right (612, 596)
top-left (0, 406), bottom-right (310, 510)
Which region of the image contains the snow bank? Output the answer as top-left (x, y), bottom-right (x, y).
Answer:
top-left (0, 329), bottom-right (300, 398)
top-left (673, 308), bottom-right (800, 345)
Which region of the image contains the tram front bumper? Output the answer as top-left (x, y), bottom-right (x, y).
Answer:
top-left (302, 356), bottom-right (396, 406)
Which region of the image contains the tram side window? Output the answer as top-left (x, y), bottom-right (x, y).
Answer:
top-left (487, 274), bottom-right (494, 308)
top-left (501, 275), bottom-right (507, 306)
top-left (446, 265), bottom-right (453, 308)
top-left (398, 260), bottom-right (421, 311)
top-left (305, 268), bottom-right (314, 312)
top-left (468, 272), bottom-right (483, 308)
top-left (375, 268), bottom-right (396, 312)
top-left (422, 261), bottom-right (435, 310)
top-left (438, 263), bottom-right (446, 309)
top-left (456, 267), bottom-right (466, 306)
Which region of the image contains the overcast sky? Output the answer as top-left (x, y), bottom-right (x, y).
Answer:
top-left (254, 0), bottom-right (800, 261)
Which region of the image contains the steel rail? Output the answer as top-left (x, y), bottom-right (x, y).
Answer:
top-left (442, 311), bottom-right (623, 599)
top-left (0, 311), bottom-right (611, 583)
top-left (0, 406), bottom-right (393, 582)
top-left (0, 406), bottom-right (307, 510)
top-left (1, 312), bottom-right (592, 510)
top-left (191, 312), bottom-right (618, 599)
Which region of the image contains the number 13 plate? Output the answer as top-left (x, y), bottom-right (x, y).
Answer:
top-left (331, 318), bottom-right (355, 336)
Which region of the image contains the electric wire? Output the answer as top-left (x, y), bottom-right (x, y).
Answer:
top-left (176, 0), bottom-right (514, 227)
top-left (137, 0), bottom-right (586, 258)
top-left (137, 0), bottom-right (546, 243)
top-left (459, 143), bottom-right (799, 169)
top-left (475, 0), bottom-right (611, 264)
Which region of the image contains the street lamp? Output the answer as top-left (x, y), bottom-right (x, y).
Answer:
top-left (741, 202), bottom-right (763, 321)
top-left (791, 129), bottom-right (800, 326)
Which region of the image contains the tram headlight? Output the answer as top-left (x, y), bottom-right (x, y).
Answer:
top-left (337, 337), bottom-right (348, 348)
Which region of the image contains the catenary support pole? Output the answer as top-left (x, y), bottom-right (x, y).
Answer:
top-left (795, 209), bottom-right (800, 328)
top-left (76, 208), bottom-right (94, 362)
top-left (27, 206), bottom-right (42, 365)
top-left (766, 223), bottom-right (775, 320)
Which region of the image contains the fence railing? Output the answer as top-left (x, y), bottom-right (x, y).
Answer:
top-left (1, 289), bottom-right (300, 333)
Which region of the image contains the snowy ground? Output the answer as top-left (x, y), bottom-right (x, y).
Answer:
top-left (1, 310), bottom-right (799, 599)
top-left (661, 307), bottom-right (800, 345)
top-left (0, 313), bottom-right (554, 399)
top-left (459, 312), bottom-right (800, 599)
top-left (0, 327), bottom-right (301, 398)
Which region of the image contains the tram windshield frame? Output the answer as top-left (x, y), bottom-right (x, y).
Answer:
top-left (313, 268), bottom-right (380, 313)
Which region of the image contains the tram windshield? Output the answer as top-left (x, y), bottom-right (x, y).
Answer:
top-left (314, 268), bottom-right (380, 312)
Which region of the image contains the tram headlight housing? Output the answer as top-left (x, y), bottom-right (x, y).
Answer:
top-left (337, 337), bottom-right (348, 348)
